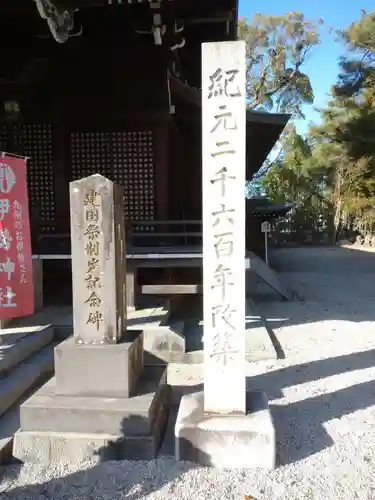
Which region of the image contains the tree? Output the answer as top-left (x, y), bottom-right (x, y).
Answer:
top-left (259, 124), bottom-right (333, 241)
top-left (316, 10), bottom-right (375, 237)
top-left (334, 9), bottom-right (375, 98)
top-left (238, 12), bottom-right (322, 117)
top-left (261, 124), bottom-right (324, 206)
top-left (311, 88), bottom-right (375, 238)
top-left (259, 10), bottom-right (375, 242)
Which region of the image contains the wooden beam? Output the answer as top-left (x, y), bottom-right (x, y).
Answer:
top-left (142, 284), bottom-right (202, 294)
top-left (169, 76), bottom-right (201, 107)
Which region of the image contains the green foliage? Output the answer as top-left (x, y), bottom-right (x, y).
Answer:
top-left (335, 9), bottom-right (375, 97)
top-left (261, 125), bottom-right (328, 211)
top-left (261, 9), bottom-right (375, 240)
top-left (238, 12), bottom-right (322, 117)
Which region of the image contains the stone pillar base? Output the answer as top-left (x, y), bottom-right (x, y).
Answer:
top-left (13, 367), bottom-right (171, 463)
top-left (175, 390), bottom-right (276, 469)
top-left (54, 331), bottom-right (143, 398)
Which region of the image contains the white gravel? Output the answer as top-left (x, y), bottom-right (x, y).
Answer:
top-left (1, 246), bottom-right (375, 500)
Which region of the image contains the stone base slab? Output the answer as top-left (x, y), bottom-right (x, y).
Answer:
top-left (14, 368), bottom-right (171, 463)
top-left (175, 390), bottom-right (276, 469)
top-left (54, 331), bottom-right (143, 398)
top-left (13, 428), bottom-right (159, 463)
top-left (128, 307), bottom-right (186, 366)
top-left (127, 306), bottom-right (170, 327)
top-left (141, 322), bottom-right (186, 365)
top-left (141, 322), bottom-right (185, 353)
top-left (19, 368), bottom-right (169, 436)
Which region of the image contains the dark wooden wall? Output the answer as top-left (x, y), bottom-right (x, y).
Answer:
top-left (1, 36), bottom-right (173, 241)
top-left (169, 113), bottom-right (201, 222)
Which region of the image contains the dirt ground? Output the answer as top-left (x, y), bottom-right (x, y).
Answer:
top-left (2, 245), bottom-right (375, 500)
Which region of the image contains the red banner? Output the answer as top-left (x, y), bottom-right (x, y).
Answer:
top-left (0, 154), bottom-right (34, 318)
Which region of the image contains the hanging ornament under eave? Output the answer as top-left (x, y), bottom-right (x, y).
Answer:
top-left (3, 101), bottom-right (22, 126)
top-left (34, 0), bottom-right (76, 43)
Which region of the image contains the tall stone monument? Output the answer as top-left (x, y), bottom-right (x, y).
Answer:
top-left (70, 175), bottom-right (127, 345)
top-left (13, 174), bottom-right (170, 463)
top-left (174, 41), bottom-right (276, 469)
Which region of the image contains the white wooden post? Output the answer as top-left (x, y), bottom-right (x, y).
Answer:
top-left (261, 221), bottom-right (271, 265)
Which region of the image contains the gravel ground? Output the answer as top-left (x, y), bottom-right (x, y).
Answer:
top-left (1, 246), bottom-right (375, 500)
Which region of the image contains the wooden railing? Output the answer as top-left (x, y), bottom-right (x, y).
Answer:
top-left (33, 219), bottom-right (204, 254)
top-left (131, 220), bottom-right (202, 245)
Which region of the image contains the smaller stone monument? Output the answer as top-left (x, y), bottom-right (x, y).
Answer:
top-left (174, 41), bottom-right (276, 469)
top-left (13, 174), bottom-right (170, 463)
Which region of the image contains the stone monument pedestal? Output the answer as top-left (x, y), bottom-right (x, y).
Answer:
top-left (13, 175), bottom-right (171, 463)
top-left (175, 390), bottom-right (276, 469)
top-left (54, 333), bottom-right (143, 398)
top-left (13, 331), bottom-right (171, 463)
top-left (174, 40), bottom-right (277, 471)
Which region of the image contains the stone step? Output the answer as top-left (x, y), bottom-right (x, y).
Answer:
top-left (0, 343), bottom-right (55, 419)
top-left (145, 299), bottom-right (278, 365)
top-left (0, 373), bottom-right (53, 465)
top-left (0, 325), bottom-right (54, 376)
top-left (13, 367), bottom-right (172, 463)
top-left (19, 367), bottom-right (168, 436)
top-left (0, 405), bottom-right (19, 464)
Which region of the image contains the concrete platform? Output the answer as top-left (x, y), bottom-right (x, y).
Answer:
top-left (13, 367), bottom-right (171, 463)
top-left (175, 390), bottom-right (276, 469)
top-left (0, 345), bottom-right (55, 418)
top-left (135, 299), bottom-right (276, 365)
top-left (127, 307), bottom-right (186, 365)
top-left (3, 302), bottom-right (277, 366)
top-left (140, 322), bottom-right (186, 365)
top-left (166, 299), bottom-right (277, 365)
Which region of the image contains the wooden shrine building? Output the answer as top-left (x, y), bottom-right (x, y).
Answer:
top-left (0, 0), bottom-right (288, 305)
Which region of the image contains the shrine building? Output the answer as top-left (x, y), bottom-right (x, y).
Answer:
top-left (0, 0), bottom-right (289, 306)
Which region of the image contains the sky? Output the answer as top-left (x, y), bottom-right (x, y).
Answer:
top-left (239, 0), bottom-right (375, 135)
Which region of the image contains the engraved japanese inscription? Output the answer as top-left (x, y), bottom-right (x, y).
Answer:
top-left (70, 174), bottom-right (126, 345)
top-left (83, 189), bottom-right (103, 331)
top-left (202, 41), bottom-right (247, 415)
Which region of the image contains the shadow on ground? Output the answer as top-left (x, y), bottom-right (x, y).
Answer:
top-left (246, 348), bottom-right (375, 465)
top-left (0, 410), bottom-right (201, 498)
top-left (168, 349), bottom-right (375, 467)
top-left (2, 245), bottom-right (375, 493)
top-left (1, 350), bottom-right (375, 492)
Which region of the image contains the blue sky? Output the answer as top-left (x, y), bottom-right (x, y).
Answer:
top-left (239, 0), bottom-right (374, 135)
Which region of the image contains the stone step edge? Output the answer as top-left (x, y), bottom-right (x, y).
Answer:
top-left (0, 349), bottom-right (56, 465)
top-left (0, 343), bottom-right (55, 421)
top-left (0, 325), bottom-right (54, 377)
